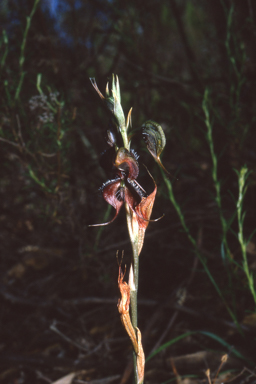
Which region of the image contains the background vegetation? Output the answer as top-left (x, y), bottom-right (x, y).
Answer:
top-left (1, 0), bottom-right (256, 383)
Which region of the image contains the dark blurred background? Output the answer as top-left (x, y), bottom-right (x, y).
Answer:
top-left (1, 0), bottom-right (256, 383)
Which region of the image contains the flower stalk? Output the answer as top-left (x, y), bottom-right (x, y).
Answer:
top-left (90, 74), bottom-right (167, 384)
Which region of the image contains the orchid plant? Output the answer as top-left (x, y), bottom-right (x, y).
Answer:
top-left (90, 75), bottom-right (168, 384)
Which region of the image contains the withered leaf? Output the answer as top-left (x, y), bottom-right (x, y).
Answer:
top-left (117, 265), bottom-right (138, 354)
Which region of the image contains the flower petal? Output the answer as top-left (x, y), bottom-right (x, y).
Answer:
top-left (134, 173), bottom-right (158, 256)
top-left (89, 179), bottom-right (123, 227)
top-left (135, 184), bottom-right (157, 230)
top-left (124, 182), bottom-right (143, 212)
top-left (115, 147), bottom-right (139, 180)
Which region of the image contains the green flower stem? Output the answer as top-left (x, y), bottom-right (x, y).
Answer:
top-left (125, 202), bottom-right (140, 384)
top-left (225, 3), bottom-right (245, 114)
top-left (161, 168), bottom-right (241, 332)
top-left (122, 119), bottom-right (140, 384)
top-left (237, 167), bottom-right (256, 305)
top-left (129, 236), bottom-right (139, 327)
top-left (129, 237), bottom-right (139, 384)
top-left (120, 128), bottom-right (130, 150)
top-left (15, 0), bottom-right (40, 101)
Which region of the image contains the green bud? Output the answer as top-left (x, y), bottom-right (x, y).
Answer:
top-left (90, 74), bottom-right (125, 131)
top-left (142, 120), bottom-right (169, 175)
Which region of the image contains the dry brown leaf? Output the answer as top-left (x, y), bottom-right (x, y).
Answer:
top-left (213, 371), bottom-right (235, 384)
top-left (90, 324), bottom-right (110, 335)
top-left (6, 247), bottom-right (65, 279)
top-left (181, 379), bottom-right (198, 384)
top-left (42, 343), bottom-right (62, 356)
top-left (242, 312), bottom-right (256, 327)
top-left (24, 254), bottom-right (50, 269)
top-left (166, 351), bottom-right (242, 374)
top-left (51, 372), bottom-right (76, 384)
top-left (7, 263), bottom-right (26, 279)
top-left (25, 219), bottom-right (34, 231)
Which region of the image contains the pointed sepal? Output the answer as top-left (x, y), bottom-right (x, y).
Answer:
top-left (89, 179), bottom-right (123, 227)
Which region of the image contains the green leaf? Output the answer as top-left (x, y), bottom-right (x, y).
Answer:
top-left (198, 331), bottom-right (249, 362)
top-left (28, 167), bottom-right (52, 193)
top-left (146, 330), bottom-right (252, 365)
top-left (146, 332), bottom-right (193, 362)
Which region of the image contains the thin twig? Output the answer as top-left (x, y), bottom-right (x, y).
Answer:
top-left (0, 137), bottom-right (20, 148)
top-left (56, 105), bottom-right (62, 191)
top-left (149, 312), bottom-right (179, 355)
top-left (50, 322), bottom-right (89, 353)
top-left (50, 321), bottom-right (104, 357)
top-left (16, 114), bottom-right (25, 147)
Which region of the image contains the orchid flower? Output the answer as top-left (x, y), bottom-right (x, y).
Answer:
top-left (90, 147), bottom-right (157, 230)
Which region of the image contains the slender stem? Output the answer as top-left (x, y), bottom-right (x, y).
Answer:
top-left (130, 239), bottom-right (139, 384)
top-left (203, 89), bottom-right (238, 314)
top-left (125, 207), bottom-right (139, 329)
top-left (130, 243), bottom-right (139, 327)
top-left (121, 109), bottom-right (140, 382)
top-left (161, 168), bottom-right (242, 333)
top-left (203, 90), bottom-right (231, 259)
top-left (237, 167), bottom-right (256, 305)
top-left (15, 0), bottom-right (40, 101)
top-left (0, 30), bottom-right (8, 80)
top-left (56, 105), bottom-right (62, 191)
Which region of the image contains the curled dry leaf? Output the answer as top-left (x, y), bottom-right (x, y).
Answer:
top-left (117, 265), bottom-right (138, 354)
top-left (117, 265), bottom-right (145, 384)
top-left (135, 327), bottom-right (145, 384)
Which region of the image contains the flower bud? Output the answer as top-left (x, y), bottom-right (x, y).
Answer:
top-left (90, 75), bottom-right (125, 131)
top-left (142, 120), bottom-right (169, 175)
